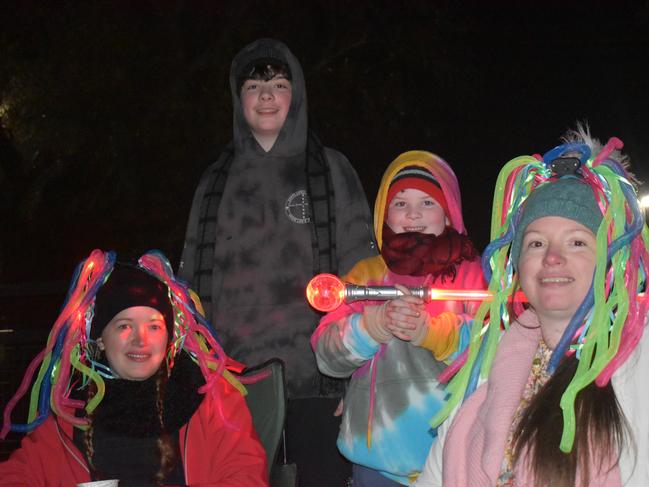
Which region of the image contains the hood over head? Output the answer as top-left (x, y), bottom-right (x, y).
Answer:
top-left (230, 38), bottom-right (307, 157)
top-left (374, 150), bottom-right (466, 249)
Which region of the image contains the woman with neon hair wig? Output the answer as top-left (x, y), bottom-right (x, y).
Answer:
top-left (415, 125), bottom-right (649, 487)
top-left (0, 250), bottom-right (268, 486)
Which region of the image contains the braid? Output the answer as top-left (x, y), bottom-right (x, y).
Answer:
top-left (84, 382), bottom-right (98, 479)
top-left (154, 364), bottom-right (176, 485)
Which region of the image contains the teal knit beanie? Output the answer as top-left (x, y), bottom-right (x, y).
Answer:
top-left (510, 177), bottom-right (603, 268)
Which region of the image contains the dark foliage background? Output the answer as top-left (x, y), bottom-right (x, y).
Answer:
top-left (0, 0), bottom-right (648, 457)
top-left (2, 0), bottom-right (648, 284)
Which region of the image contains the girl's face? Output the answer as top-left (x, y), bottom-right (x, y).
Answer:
top-left (98, 306), bottom-right (168, 381)
top-left (518, 216), bottom-right (597, 343)
top-left (386, 188), bottom-right (448, 236)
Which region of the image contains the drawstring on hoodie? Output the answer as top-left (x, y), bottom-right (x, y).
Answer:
top-left (366, 344), bottom-right (384, 449)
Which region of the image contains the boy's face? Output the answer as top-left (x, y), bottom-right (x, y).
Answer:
top-left (386, 188), bottom-right (448, 236)
top-left (240, 75), bottom-right (292, 143)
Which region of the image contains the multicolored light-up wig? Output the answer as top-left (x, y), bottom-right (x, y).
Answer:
top-left (1, 249), bottom-right (248, 439)
top-left (434, 127), bottom-right (649, 453)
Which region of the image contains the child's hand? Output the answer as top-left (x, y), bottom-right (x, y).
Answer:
top-left (333, 398), bottom-right (344, 417)
top-left (361, 302), bottom-right (393, 343)
top-left (385, 284), bottom-right (428, 342)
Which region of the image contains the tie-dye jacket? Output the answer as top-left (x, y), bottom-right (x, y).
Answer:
top-left (311, 255), bottom-right (483, 485)
top-left (311, 150), bottom-right (485, 485)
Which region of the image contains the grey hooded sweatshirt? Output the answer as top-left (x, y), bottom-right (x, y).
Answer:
top-left (179, 39), bottom-right (376, 398)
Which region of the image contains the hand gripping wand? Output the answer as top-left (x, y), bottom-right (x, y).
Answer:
top-left (305, 273), bottom-right (523, 313)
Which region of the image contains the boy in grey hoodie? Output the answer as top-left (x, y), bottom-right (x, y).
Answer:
top-left (180, 38), bottom-right (376, 486)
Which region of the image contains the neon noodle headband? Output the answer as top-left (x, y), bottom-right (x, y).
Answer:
top-left (0, 249), bottom-right (252, 439)
top-left (432, 135), bottom-right (649, 453)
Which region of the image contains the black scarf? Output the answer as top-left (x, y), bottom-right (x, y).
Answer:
top-left (192, 131), bottom-right (337, 315)
top-left (74, 354), bottom-right (204, 485)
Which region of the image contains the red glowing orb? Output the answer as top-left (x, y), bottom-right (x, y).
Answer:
top-left (306, 273), bottom-right (346, 312)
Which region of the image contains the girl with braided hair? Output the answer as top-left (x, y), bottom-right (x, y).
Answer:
top-left (0, 250), bottom-right (267, 486)
top-left (416, 125), bottom-right (649, 486)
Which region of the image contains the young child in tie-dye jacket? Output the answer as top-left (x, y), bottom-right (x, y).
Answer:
top-left (311, 150), bottom-right (485, 486)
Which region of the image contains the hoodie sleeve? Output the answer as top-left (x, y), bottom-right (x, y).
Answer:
top-left (310, 259), bottom-right (386, 378)
top-left (455, 258), bottom-right (488, 319)
top-left (416, 258), bottom-right (486, 362)
top-left (311, 311), bottom-right (383, 378)
top-left (325, 147), bottom-right (378, 275)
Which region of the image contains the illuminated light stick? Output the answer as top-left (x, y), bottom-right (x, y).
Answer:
top-left (305, 273), bottom-right (527, 313)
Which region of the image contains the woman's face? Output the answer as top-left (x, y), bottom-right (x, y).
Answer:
top-left (518, 216), bottom-right (597, 337)
top-left (386, 188), bottom-right (448, 235)
top-left (98, 306), bottom-right (168, 381)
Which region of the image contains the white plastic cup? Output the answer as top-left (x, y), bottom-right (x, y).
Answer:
top-left (76, 481), bottom-right (119, 487)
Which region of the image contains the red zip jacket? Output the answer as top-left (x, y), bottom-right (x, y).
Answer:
top-left (0, 376), bottom-right (268, 486)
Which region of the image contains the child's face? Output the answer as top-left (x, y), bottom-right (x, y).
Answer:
top-left (98, 306), bottom-right (168, 381)
top-left (240, 75), bottom-right (292, 142)
top-left (386, 188), bottom-right (448, 236)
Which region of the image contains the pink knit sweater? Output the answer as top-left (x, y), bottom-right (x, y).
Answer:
top-left (437, 310), bottom-right (621, 486)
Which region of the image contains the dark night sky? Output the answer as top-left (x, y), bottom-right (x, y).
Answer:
top-left (0, 0), bottom-right (648, 457)
top-left (1, 0), bottom-right (648, 285)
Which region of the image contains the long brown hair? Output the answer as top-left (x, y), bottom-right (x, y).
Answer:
top-left (84, 364), bottom-right (177, 486)
top-left (512, 353), bottom-right (629, 486)
top-left (154, 363), bottom-right (177, 485)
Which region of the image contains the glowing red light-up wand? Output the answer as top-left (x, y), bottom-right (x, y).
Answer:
top-left (305, 273), bottom-right (525, 313)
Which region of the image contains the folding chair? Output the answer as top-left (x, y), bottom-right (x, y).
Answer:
top-left (242, 358), bottom-right (298, 487)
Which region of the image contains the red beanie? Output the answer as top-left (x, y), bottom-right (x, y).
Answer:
top-left (386, 166), bottom-right (449, 218)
